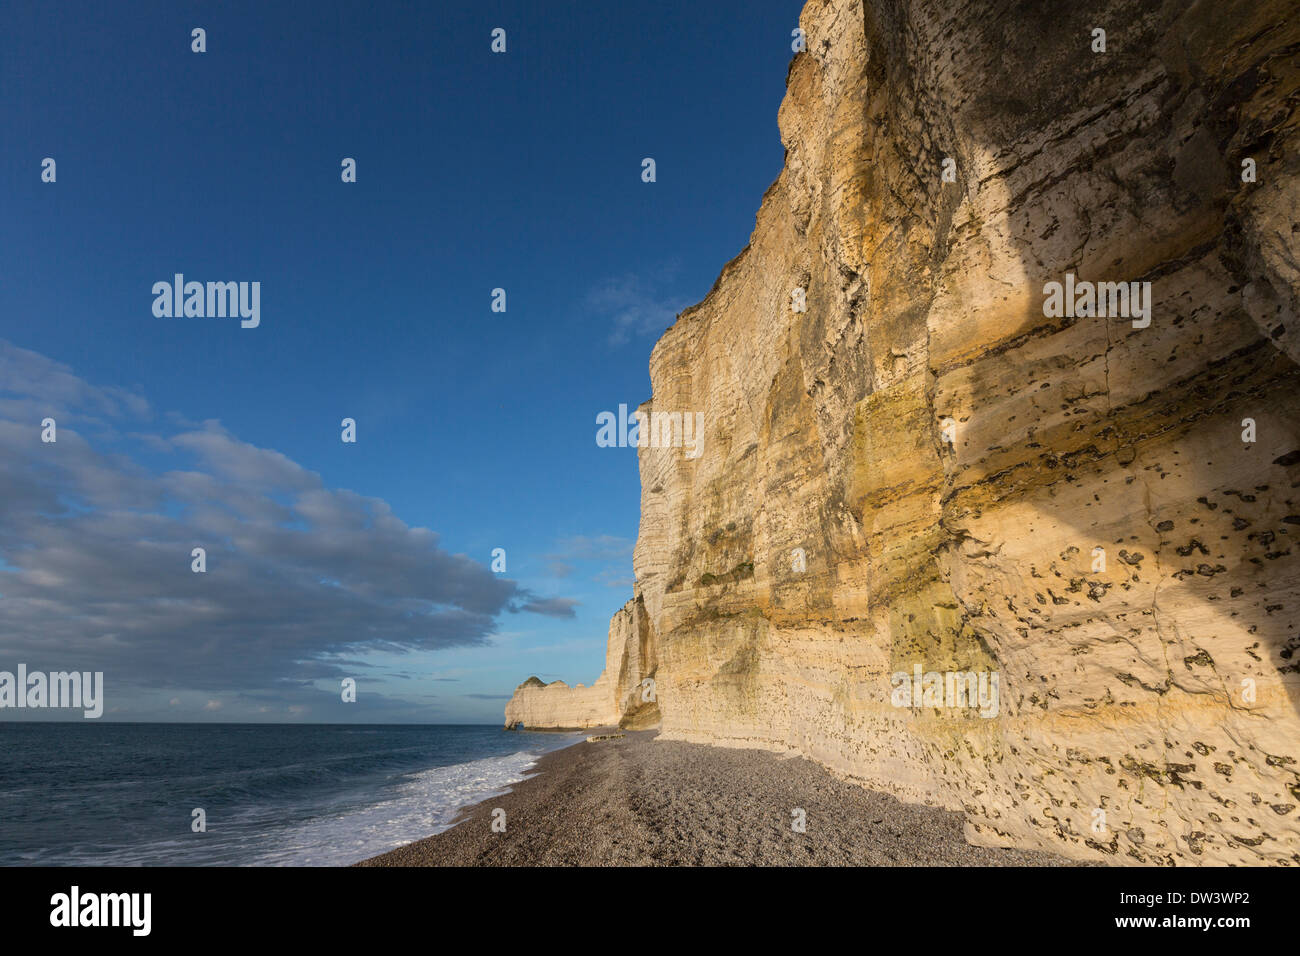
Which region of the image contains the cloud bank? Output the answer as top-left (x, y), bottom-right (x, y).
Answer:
top-left (0, 341), bottom-right (573, 702)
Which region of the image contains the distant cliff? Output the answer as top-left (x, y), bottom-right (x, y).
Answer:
top-left (507, 0), bottom-right (1300, 865)
top-left (505, 596), bottom-right (658, 731)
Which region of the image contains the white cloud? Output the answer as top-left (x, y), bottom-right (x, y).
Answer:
top-left (586, 273), bottom-right (690, 346)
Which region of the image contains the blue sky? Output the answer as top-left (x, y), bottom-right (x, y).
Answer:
top-left (0, 0), bottom-right (800, 722)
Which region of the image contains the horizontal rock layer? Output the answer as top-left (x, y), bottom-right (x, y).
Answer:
top-left (510, 0), bottom-right (1300, 864)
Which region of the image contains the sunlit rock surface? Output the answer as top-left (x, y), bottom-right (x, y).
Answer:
top-left (510, 0), bottom-right (1300, 864)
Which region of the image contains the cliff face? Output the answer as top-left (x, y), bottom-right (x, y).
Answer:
top-left (508, 0), bottom-right (1300, 864)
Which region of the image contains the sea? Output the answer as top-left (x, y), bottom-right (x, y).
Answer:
top-left (0, 723), bottom-right (582, 866)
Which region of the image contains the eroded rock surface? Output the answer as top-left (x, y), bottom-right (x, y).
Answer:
top-left (509, 0), bottom-right (1300, 864)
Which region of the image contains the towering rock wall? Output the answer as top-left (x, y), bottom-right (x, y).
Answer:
top-left (511, 0), bottom-right (1300, 864)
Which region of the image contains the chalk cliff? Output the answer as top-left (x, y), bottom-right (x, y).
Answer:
top-left (505, 596), bottom-right (659, 731)
top-left (507, 0), bottom-right (1300, 865)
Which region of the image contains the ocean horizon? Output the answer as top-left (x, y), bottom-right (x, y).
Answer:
top-left (0, 723), bottom-right (583, 866)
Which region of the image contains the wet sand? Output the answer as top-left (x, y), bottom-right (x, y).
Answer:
top-left (358, 730), bottom-right (1085, 866)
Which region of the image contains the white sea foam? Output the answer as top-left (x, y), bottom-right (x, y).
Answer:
top-left (249, 747), bottom-right (561, 866)
top-left (8, 728), bottom-right (584, 867)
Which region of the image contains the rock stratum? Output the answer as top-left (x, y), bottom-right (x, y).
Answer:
top-left (507, 0), bottom-right (1300, 865)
